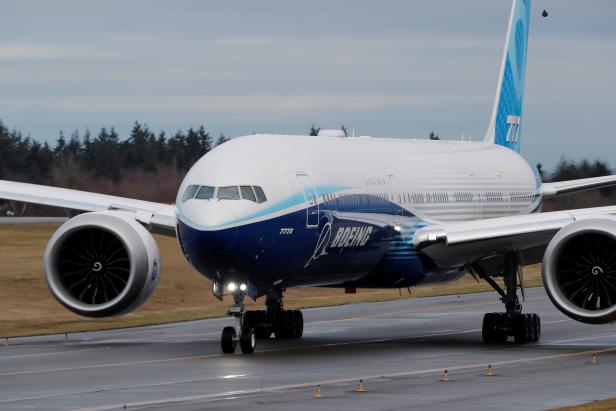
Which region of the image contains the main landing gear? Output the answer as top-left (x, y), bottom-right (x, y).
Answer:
top-left (220, 288), bottom-right (304, 354)
top-left (472, 254), bottom-right (541, 344)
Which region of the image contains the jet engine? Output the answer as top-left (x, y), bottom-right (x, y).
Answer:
top-left (543, 219), bottom-right (616, 324)
top-left (44, 211), bottom-right (160, 318)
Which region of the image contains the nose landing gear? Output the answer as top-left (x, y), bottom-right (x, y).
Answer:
top-left (220, 287), bottom-right (256, 354)
top-left (219, 287), bottom-right (304, 354)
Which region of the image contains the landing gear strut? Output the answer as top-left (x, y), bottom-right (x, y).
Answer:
top-left (473, 254), bottom-right (541, 344)
top-left (220, 288), bottom-right (303, 354)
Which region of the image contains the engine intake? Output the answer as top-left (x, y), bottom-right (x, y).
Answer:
top-left (543, 219), bottom-right (616, 324)
top-left (44, 211), bottom-right (160, 318)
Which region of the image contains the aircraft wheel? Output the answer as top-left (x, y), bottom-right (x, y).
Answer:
top-left (294, 310), bottom-right (304, 338)
top-left (482, 312), bottom-right (507, 343)
top-left (240, 327), bottom-right (256, 354)
top-left (221, 326), bottom-right (236, 354)
top-left (514, 313), bottom-right (541, 343)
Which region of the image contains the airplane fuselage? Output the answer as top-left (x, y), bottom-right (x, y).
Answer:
top-left (175, 134), bottom-right (540, 298)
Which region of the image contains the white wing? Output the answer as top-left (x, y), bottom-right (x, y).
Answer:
top-left (0, 180), bottom-right (176, 236)
top-left (541, 175), bottom-right (616, 197)
top-left (413, 205), bottom-right (616, 268)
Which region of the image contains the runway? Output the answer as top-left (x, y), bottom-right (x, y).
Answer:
top-left (2, 288), bottom-right (616, 411)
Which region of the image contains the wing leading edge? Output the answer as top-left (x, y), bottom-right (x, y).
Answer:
top-left (0, 180), bottom-right (176, 236)
top-left (541, 175), bottom-right (616, 198)
top-left (413, 205), bottom-right (616, 268)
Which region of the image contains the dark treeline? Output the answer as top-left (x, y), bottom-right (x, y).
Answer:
top-left (0, 119), bottom-right (230, 183)
top-left (0, 120), bottom-right (229, 204)
top-left (540, 158), bottom-right (615, 211)
top-left (0, 121), bottom-right (613, 214)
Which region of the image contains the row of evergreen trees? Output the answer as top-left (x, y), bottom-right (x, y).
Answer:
top-left (0, 120), bottom-right (229, 185)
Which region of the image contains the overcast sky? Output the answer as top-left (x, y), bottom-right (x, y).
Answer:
top-left (1, 0), bottom-right (614, 169)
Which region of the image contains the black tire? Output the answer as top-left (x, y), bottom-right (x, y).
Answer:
top-left (286, 310), bottom-right (296, 338)
top-left (482, 312), bottom-right (507, 343)
top-left (533, 314), bottom-right (541, 342)
top-left (255, 310), bottom-right (271, 339)
top-left (221, 326), bottom-right (236, 354)
top-left (274, 310), bottom-right (288, 339)
top-left (289, 310), bottom-right (298, 338)
top-left (514, 314), bottom-right (532, 344)
top-left (243, 311), bottom-right (257, 330)
top-left (240, 327), bottom-right (256, 354)
top-left (294, 310), bottom-right (304, 338)
top-left (526, 313), bottom-right (541, 342)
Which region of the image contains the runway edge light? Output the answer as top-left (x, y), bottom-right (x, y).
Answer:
top-left (486, 364), bottom-right (494, 377)
top-left (592, 353), bottom-right (598, 364)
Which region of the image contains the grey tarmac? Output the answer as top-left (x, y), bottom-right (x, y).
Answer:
top-left (1, 287), bottom-right (616, 411)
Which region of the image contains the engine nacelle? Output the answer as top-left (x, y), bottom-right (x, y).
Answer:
top-left (543, 219), bottom-right (616, 324)
top-left (44, 211), bottom-right (160, 318)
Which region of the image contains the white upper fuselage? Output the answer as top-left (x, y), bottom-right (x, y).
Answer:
top-left (176, 133), bottom-right (541, 231)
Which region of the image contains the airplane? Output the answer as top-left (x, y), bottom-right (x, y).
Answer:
top-left (2, 0), bottom-right (616, 355)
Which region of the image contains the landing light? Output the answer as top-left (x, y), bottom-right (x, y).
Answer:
top-left (394, 225), bottom-right (402, 232)
top-left (239, 283), bottom-right (247, 292)
top-left (227, 282), bottom-right (237, 292)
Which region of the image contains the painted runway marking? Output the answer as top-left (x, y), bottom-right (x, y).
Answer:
top-left (0, 347), bottom-right (108, 361)
top-left (222, 374), bottom-right (249, 379)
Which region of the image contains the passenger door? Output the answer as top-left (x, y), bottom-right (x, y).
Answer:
top-left (296, 173), bottom-right (319, 228)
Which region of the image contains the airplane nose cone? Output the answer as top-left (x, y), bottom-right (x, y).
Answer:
top-left (177, 206), bottom-right (239, 253)
top-left (177, 219), bottom-right (238, 275)
top-left (176, 200), bottom-right (242, 276)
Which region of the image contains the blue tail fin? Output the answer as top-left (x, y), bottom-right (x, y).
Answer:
top-left (484, 0), bottom-right (531, 152)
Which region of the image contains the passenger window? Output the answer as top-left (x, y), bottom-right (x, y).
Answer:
top-left (217, 186), bottom-right (240, 200)
top-left (253, 186), bottom-right (267, 203)
top-left (182, 185), bottom-right (199, 202)
top-left (240, 186), bottom-right (257, 202)
top-left (195, 186), bottom-right (215, 200)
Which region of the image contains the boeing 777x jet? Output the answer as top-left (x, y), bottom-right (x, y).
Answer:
top-left (2, 0), bottom-right (616, 354)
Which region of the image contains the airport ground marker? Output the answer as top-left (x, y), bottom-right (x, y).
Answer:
top-left (315, 384), bottom-right (321, 397)
top-left (353, 379), bottom-right (367, 392)
top-left (441, 369), bottom-right (449, 382)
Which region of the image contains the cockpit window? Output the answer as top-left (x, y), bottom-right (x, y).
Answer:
top-left (182, 185), bottom-right (199, 202)
top-left (195, 185), bottom-right (215, 200)
top-left (186, 184), bottom-right (266, 203)
top-left (217, 186), bottom-right (241, 200)
top-left (240, 186), bottom-right (256, 202)
top-left (253, 186), bottom-right (267, 203)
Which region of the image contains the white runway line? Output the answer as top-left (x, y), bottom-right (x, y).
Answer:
top-left (0, 347), bottom-right (110, 361)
